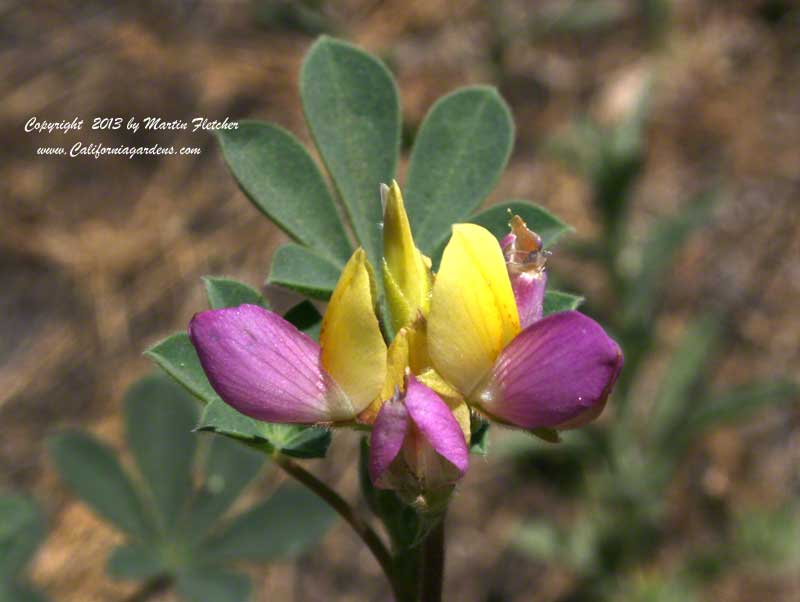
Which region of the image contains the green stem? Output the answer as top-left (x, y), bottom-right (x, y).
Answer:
top-left (272, 453), bottom-right (400, 598)
top-left (419, 515), bottom-right (446, 602)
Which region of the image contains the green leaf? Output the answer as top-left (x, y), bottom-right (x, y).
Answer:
top-left (124, 374), bottom-right (199, 530)
top-left (203, 277), bottom-right (267, 310)
top-left (145, 334), bottom-right (218, 406)
top-left (405, 86), bottom-right (514, 255)
top-left (267, 243), bottom-right (341, 300)
top-left (0, 582), bottom-right (47, 602)
top-left (283, 301), bottom-right (322, 341)
top-left (543, 290), bottom-right (584, 316)
top-left (300, 36), bottom-right (400, 268)
top-left (651, 314), bottom-right (723, 449)
top-left (0, 495), bottom-right (45, 580)
top-left (199, 484), bottom-right (335, 563)
top-left (176, 569), bottom-right (251, 602)
top-left (683, 381), bottom-right (799, 445)
top-left (468, 200), bottom-right (572, 249)
top-left (197, 399), bottom-right (331, 459)
top-left (48, 431), bottom-right (153, 540)
top-left (106, 543), bottom-right (164, 581)
top-left (217, 121), bottom-right (352, 265)
top-left (184, 435), bottom-right (265, 543)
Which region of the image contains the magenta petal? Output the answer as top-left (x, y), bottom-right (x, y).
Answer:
top-left (369, 399), bottom-right (409, 488)
top-left (188, 304), bottom-right (351, 423)
top-left (511, 270), bottom-right (547, 329)
top-left (404, 376), bottom-right (469, 476)
top-left (478, 311), bottom-right (623, 429)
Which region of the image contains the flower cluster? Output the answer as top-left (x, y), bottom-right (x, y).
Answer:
top-left (189, 183), bottom-right (622, 509)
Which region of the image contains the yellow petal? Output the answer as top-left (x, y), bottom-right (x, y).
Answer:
top-left (382, 181), bottom-right (433, 332)
top-left (428, 223), bottom-right (520, 396)
top-left (320, 248), bottom-right (387, 415)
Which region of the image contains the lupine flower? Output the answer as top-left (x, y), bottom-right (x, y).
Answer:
top-left (189, 182), bottom-right (621, 499)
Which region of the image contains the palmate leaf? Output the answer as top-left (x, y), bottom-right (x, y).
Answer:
top-left (183, 435), bottom-right (265, 544)
top-left (199, 484), bottom-right (335, 564)
top-left (0, 495), bottom-right (45, 581)
top-left (217, 121), bottom-right (352, 267)
top-left (0, 582), bottom-right (47, 602)
top-left (404, 86), bottom-right (514, 257)
top-left (48, 432), bottom-right (154, 540)
top-left (300, 36), bottom-right (400, 271)
top-left (176, 569), bottom-right (252, 602)
top-left (267, 243), bottom-right (341, 300)
top-left (124, 374), bottom-right (199, 531)
top-left (145, 333), bottom-right (218, 406)
top-left (106, 543), bottom-right (164, 581)
top-left (204, 277), bottom-right (268, 310)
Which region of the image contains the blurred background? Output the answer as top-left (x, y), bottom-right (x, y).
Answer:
top-left (1, 1), bottom-right (799, 601)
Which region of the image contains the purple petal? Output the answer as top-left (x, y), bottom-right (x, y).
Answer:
top-left (511, 270), bottom-right (547, 329)
top-left (189, 304), bottom-right (352, 423)
top-left (369, 399), bottom-right (409, 487)
top-left (477, 311), bottom-right (622, 429)
top-left (404, 376), bottom-right (469, 475)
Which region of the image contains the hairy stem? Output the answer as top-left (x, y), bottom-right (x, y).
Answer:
top-left (272, 453), bottom-right (400, 598)
top-left (419, 515), bottom-right (446, 602)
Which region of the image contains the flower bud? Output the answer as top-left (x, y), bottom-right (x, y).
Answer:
top-left (502, 214), bottom-right (548, 329)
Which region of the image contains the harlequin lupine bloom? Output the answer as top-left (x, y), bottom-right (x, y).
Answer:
top-left (188, 181), bottom-right (621, 506)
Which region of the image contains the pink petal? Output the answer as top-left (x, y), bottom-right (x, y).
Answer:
top-left (478, 311), bottom-right (622, 429)
top-left (404, 376), bottom-right (469, 475)
top-left (368, 399), bottom-right (409, 487)
top-left (511, 270), bottom-right (547, 329)
top-left (189, 304), bottom-right (352, 423)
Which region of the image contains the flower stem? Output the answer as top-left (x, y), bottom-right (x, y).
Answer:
top-left (419, 514), bottom-right (446, 602)
top-left (272, 453), bottom-right (400, 598)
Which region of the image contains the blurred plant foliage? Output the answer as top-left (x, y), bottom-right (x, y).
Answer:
top-left (48, 371), bottom-right (335, 602)
top-left (505, 69), bottom-right (799, 601)
top-left (0, 494), bottom-right (47, 602)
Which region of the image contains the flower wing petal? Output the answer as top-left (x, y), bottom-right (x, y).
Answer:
top-left (320, 248), bottom-right (387, 414)
top-left (189, 304), bottom-right (352, 423)
top-left (429, 224), bottom-right (521, 396)
top-left (477, 311), bottom-right (622, 429)
top-left (404, 376), bottom-right (469, 476)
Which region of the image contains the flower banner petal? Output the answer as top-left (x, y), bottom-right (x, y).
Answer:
top-left (429, 224), bottom-right (520, 396)
top-left (189, 305), bottom-right (352, 423)
top-left (320, 248), bottom-right (387, 414)
top-left (476, 311), bottom-right (622, 429)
